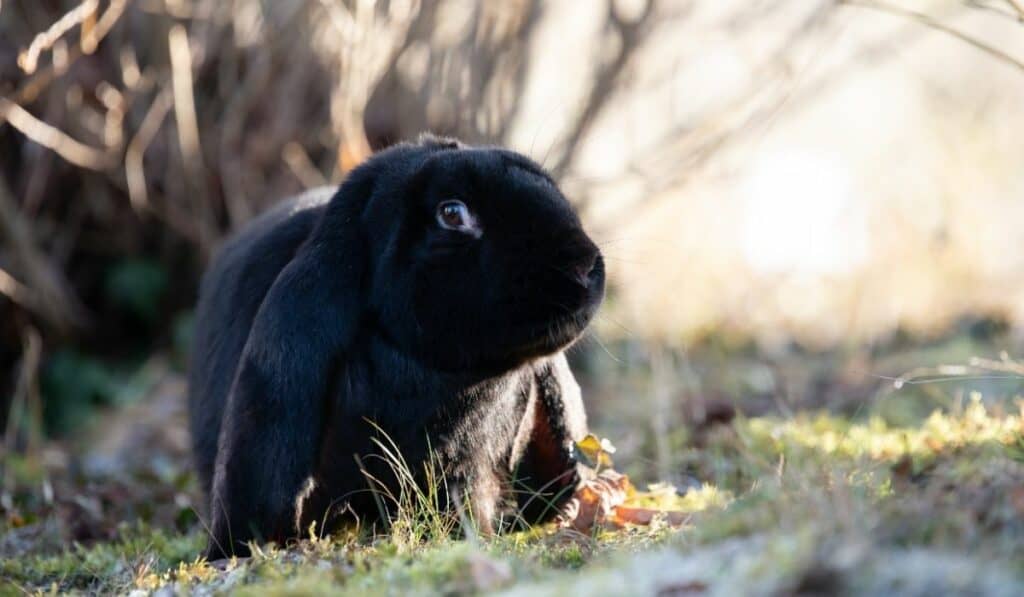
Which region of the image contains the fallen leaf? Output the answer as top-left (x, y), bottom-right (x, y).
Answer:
top-left (613, 506), bottom-right (688, 528)
top-left (559, 469), bottom-right (688, 531)
top-left (559, 469), bottom-right (632, 532)
top-left (575, 434), bottom-right (616, 469)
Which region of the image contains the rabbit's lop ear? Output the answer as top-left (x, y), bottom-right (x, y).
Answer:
top-left (206, 169), bottom-right (374, 559)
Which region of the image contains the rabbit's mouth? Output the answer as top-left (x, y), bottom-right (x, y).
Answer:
top-left (516, 298), bottom-right (601, 358)
top-left (517, 253), bottom-right (605, 356)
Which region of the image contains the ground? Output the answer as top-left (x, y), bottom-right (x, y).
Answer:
top-left (4, 335), bottom-right (1024, 595)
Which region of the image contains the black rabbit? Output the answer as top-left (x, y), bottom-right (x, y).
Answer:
top-left (188, 135), bottom-right (605, 559)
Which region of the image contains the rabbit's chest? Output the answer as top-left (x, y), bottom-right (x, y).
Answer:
top-left (311, 343), bottom-right (533, 500)
top-left (328, 354), bottom-right (528, 462)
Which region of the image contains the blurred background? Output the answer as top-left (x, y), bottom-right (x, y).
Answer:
top-left (3, 0), bottom-right (1024, 548)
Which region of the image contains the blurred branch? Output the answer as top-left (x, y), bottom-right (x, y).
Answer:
top-left (137, 0), bottom-right (202, 19)
top-left (550, 0), bottom-right (657, 180)
top-left (16, 0), bottom-right (98, 74)
top-left (3, 326), bottom-right (43, 472)
top-left (125, 88), bottom-right (170, 211)
top-left (168, 24), bottom-right (214, 253)
top-left (322, 0), bottom-right (421, 173)
top-left (124, 87), bottom-right (205, 246)
top-left (577, 3), bottom-right (837, 217)
top-left (0, 98), bottom-right (116, 170)
top-left (9, 44), bottom-right (84, 105)
top-left (283, 142), bottom-right (328, 189)
top-left (842, 0), bottom-right (1024, 73)
top-left (0, 266), bottom-right (42, 317)
top-left (0, 174), bottom-right (89, 332)
top-left (218, 52), bottom-right (272, 227)
top-left (966, 0), bottom-right (1024, 21)
top-left (82, 0), bottom-right (131, 54)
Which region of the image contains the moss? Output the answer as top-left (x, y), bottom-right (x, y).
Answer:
top-left (6, 399), bottom-right (1024, 595)
top-left (1, 526), bottom-right (204, 594)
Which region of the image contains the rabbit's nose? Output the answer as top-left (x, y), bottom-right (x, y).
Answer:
top-left (571, 252), bottom-right (598, 288)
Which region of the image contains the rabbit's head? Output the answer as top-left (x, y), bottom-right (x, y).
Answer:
top-left (331, 136), bottom-right (604, 373)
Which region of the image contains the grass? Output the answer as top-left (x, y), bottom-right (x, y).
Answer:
top-left (4, 393), bottom-right (1023, 595)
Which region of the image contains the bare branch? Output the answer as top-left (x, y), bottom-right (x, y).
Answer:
top-left (219, 53), bottom-right (272, 227)
top-left (168, 24), bottom-right (215, 252)
top-left (283, 142), bottom-right (328, 189)
top-left (964, 1), bottom-right (1023, 21)
top-left (16, 0), bottom-right (98, 74)
top-left (0, 98), bottom-right (115, 170)
top-left (322, 0), bottom-right (422, 173)
top-left (82, 0), bottom-right (132, 54)
top-left (549, 0), bottom-right (658, 180)
top-left (0, 266), bottom-right (42, 316)
top-left (3, 326), bottom-right (43, 465)
top-left (0, 173), bottom-right (89, 331)
top-left (1007, 0), bottom-right (1024, 19)
top-left (843, 0), bottom-right (1024, 73)
top-left (126, 88), bottom-right (173, 213)
top-left (169, 25), bottom-right (204, 177)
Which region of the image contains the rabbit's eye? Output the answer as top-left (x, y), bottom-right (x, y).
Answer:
top-left (436, 200), bottom-right (477, 233)
top-left (438, 200), bottom-right (467, 227)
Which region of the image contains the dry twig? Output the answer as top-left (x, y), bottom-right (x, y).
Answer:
top-left (0, 266), bottom-right (42, 316)
top-left (3, 326), bottom-right (43, 469)
top-left (0, 174), bottom-right (89, 332)
top-left (17, 0), bottom-right (98, 74)
top-left (0, 98), bottom-right (115, 171)
top-left (168, 24), bottom-right (215, 253)
top-left (842, 0), bottom-right (1024, 73)
top-left (125, 88), bottom-right (173, 214)
top-left (549, 0), bottom-right (658, 179)
top-left (82, 0), bottom-right (131, 54)
top-left (283, 142), bottom-right (328, 189)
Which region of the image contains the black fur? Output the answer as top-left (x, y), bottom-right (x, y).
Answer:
top-left (188, 136), bottom-right (604, 559)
